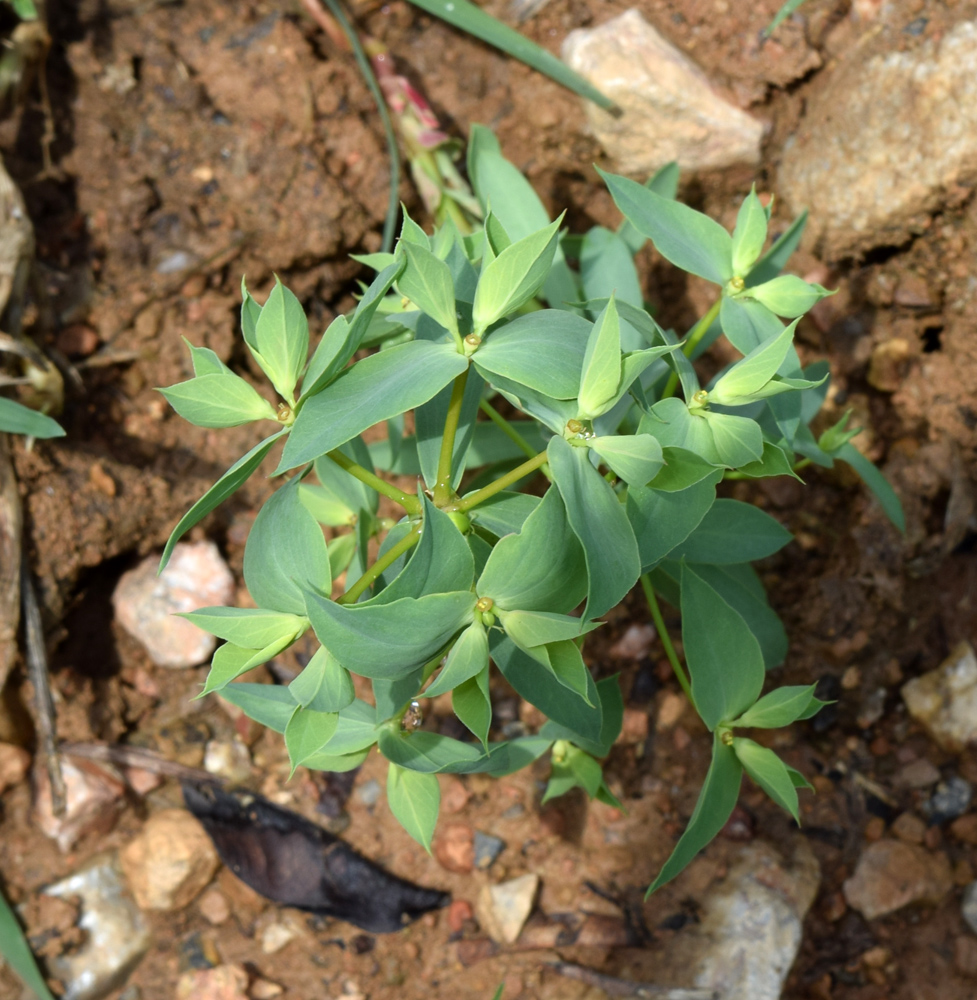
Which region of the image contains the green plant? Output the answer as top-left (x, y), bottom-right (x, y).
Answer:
top-left (161, 127), bottom-right (902, 891)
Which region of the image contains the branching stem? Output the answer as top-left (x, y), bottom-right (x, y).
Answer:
top-left (453, 450), bottom-right (549, 512)
top-left (326, 450), bottom-right (421, 514)
top-left (478, 398), bottom-right (537, 460)
top-left (662, 298), bottom-right (722, 400)
top-left (339, 523), bottom-right (421, 604)
top-left (640, 574), bottom-right (693, 703)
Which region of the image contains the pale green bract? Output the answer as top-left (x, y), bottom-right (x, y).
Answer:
top-left (158, 129), bottom-right (904, 900)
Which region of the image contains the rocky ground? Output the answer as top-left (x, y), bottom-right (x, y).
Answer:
top-left (1, 0), bottom-right (977, 998)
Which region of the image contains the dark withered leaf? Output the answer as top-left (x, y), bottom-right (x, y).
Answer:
top-left (182, 781), bottom-right (449, 933)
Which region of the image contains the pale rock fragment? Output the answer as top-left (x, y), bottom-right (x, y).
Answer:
top-left (562, 10), bottom-right (764, 174)
top-left (476, 873), bottom-right (539, 944)
top-left (120, 808), bottom-right (220, 910)
top-left (902, 641), bottom-right (977, 752)
top-left (779, 17), bottom-right (977, 258)
top-left (43, 852), bottom-right (152, 1000)
top-left (112, 541), bottom-right (234, 668)
top-left (844, 839), bottom-right (952, 919)
top-left (36, 758), bottom-right (126, 852)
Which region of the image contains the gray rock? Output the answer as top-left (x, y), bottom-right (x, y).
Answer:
top-left (112, 541), bottom-right (235, 669)
top-left (924, 777), bottom-right (974, 824)
top-left (963, 881), bottom-right (977, 935)
top-left (355, 778), bottom-right (382, 808)
top-left (779, 17), bottom-right (977, 258)
top-left (473, 831), bottom-right (506, 869)
top-left (902, 642), bottom-right (977, 752)
top-left (562, 10), bottom-right (764, 174)
top-left (690, 841), bottom-right (820, 1000)
top-left (43, 853), bottom-right (152, 1000)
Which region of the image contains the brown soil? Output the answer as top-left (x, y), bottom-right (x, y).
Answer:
top-left (1, 1), bottom-right (976, 999)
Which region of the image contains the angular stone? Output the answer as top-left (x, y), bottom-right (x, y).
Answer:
top-left (562, 10), bottom-right (763, 174)
top-left (476, 874), bottom-right (539, 945)
top-left (924, 777), bottom-right (974, 824)
top-left (36, 758), bottom-right (126, 852)
top-left (43, 852), bottom-right (152, 1000)
top-left (472, 831), bottom-right (506, 870)
top-left (779, 17), bottom-right (977, 258)
top-left (902, 642), bottom-right (977, 752)
top-left (689, 840), bottom-right (820, 1000)
top-left (112, 541), bottom-right (234, 668)
top-left (843, 840), bottom-right (952, 920)
top-left (120, 809), bottom-right (220, 911)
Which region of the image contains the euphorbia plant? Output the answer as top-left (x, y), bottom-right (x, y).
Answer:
top-left (160, 127), bottom-right (902, 892)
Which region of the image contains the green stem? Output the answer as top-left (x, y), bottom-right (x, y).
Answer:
top-left (640, 574), bottom-right (693, 703)
top-left (478, 398), bottom-right (537, 460)
top-left (453, 450), bottom-right (548, 512)
top-left (662, 297), bottom-right (722, 400)
top-left (338, 523), bottom-right (421, 605)
top-left (326, 450), bottom-right (421, 515)
top-left (434, 369), bottom-right (470, 506)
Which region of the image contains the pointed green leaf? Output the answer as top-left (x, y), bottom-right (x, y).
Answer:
top-left (219, 682), bottom-right (297, 733)
top-left (648, 735), bottom-right (742, 893)
top-left (202, 636), bottom-right (299, 695)
top-left (302, 260), bottom-right (406, 398)
top-left (670, 499), bottom-right (791, 564)
top-left (483, 210), bottom-right (512, 254)
top-left (424, 621), bottom-right (489, 699)
top-left (538, 674), bottom-right (623, 759)
top-left (305, 590), bottom-right (476, 679)
top-left (730, 684), bottom-right (821, 729)
top-left (746, 274), bottom-right (832, 318)
top-left (183, 607), bottom-right (307, 648)
top-left (254, 278), bottom-right (309, 401)
top-left (312, 698), bottom-right (380, 755)
top-left (408, 1), bottom-right (616, 111)
top-left (387, 763), bottom-right (440, 851)
top-left (158, 373), bottom-right (278, 428)
top-left (646, 446), bottom-right (722, 492)
top-left (580, 226), bottom-right (643, 310)
top-left (473, 310), bottom-right (591, 399)
top-left (543, 744), bottom-right (603, 803)
top-left (466, 491), bottom-right (540, 538)
top-left (241, 277), bottom-right (261, 351)
top-left (302, 748), bottom-right (371, 773)
top-left (280, 340), bottom-right (469, 471)
top-left (415, 369), bottom-right (483, 490)
top-left (302, 314), bottom-right (351, 399)
top-left (577, 296), bottom-right (622, 418)
top-left (733, 738), bottom-right (800, 822)
top-left (731, 187), bottom-right (768, 276)
top-left (733, 442), bottom-right (801, 481)
top-left (627, 476), bottom-right (719, 570)
top-left (452, 667), bottom-right (492, 748)
top-left (472, 217), bottom-right (563, 334)
top-left (161, 430), bottom-right (286, 571)
top-left (539, 638), bottom-right (593, 704)
top-left (285, 705), bottom-right (339, 771)
top-left (244, 476), bottom-right (330, 614)
top-left (747, 210), bottom-right (808, 286)
top-left (0, 884), bottom-right (57, 1000)
top-left (399, 242), bottom-right (459, 337)
top-left (710, 321), bottom-right (797, 404)
top-left (837, 442), bottom-right (906, 533)
top-left (377, 728), bottom-right (486, 773)
top-left (477, 486), bottom-right (587, 614)
top-left (681, 563), bottom-right (764, 730)
top-left (599, 168), bottom-right (733, 285)
top-left (0, 397), bottom-right (64, 438)
top-left (183, 338), bottom-right (232, 376)
top-left (547, 436), bottom-right (640, 619)
top-left (289, 646), bottom-right (355, 713)
top-left (491, 632), bottom-right (602, 745)
top-left (591, 433), bottom-right (664, 485)
top-left (720, 295), bottom-right (784, 354)
top-left (643, 397), bottom-right (721, 464)
top-left (373, 669), bottom-right (423, 725)
top-left (498, 609), bottom-right (596, 649)
top-left (701, 411), bottom-right (764, 467)
top-left (369, 495), bottom-right (475, 605)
